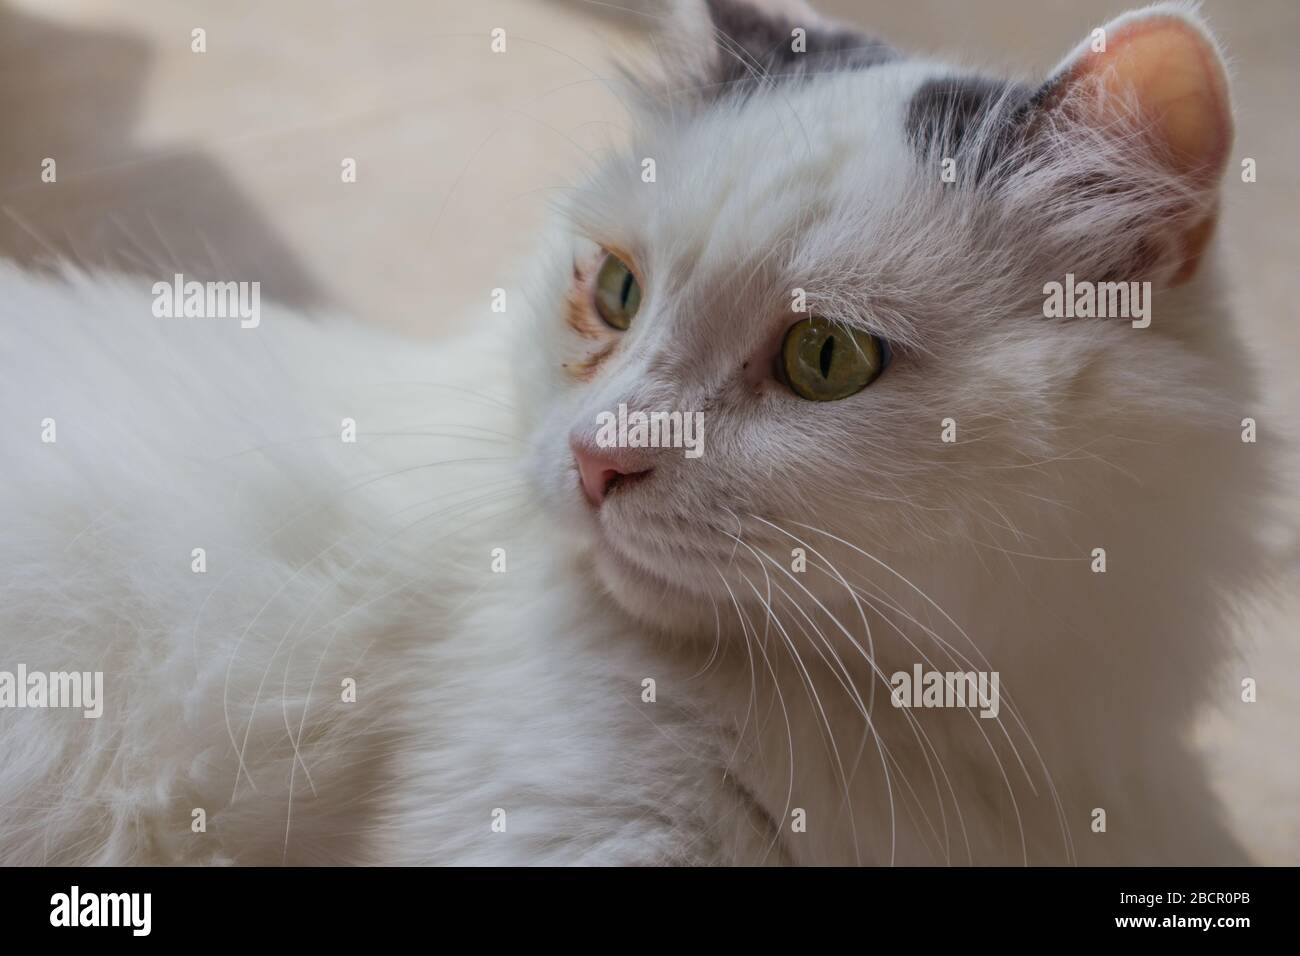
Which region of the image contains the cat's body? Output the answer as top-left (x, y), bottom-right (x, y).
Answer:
top-left (0, 1), bottom-right (1279, 864)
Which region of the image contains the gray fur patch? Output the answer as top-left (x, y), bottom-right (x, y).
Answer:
top-left (703, 0), bottom-right (896, 98)
top-left (906, 75), bottom-right (1036, 185)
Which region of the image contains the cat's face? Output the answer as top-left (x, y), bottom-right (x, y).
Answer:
top-left (520, 0), bottom-right (1235, 632)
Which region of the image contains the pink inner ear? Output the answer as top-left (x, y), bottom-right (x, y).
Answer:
top-left (1051, 13), bottom-right (1234, 285)
top-left (1059, 14), bottom-right (1233, 185)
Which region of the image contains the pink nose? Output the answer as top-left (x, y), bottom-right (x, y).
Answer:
top-left (571, 441), bottom-right (653, 507)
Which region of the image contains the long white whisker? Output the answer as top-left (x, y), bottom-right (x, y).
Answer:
top-left (780, 518), bottom-right (1074, 865)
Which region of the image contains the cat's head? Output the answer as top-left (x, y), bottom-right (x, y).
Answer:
top-left (520, 0), bottom-right (1240, 633)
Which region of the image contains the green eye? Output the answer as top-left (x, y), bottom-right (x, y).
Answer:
top-left (594, 253), bottom-right (641, 330)
top-left (779, 317), bottom-right (889, 401)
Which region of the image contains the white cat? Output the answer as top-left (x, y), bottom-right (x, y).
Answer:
top-left (0, 0), bottom-right (1279, 864)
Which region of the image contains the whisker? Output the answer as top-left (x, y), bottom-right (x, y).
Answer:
top-left (777, 517), bottom-right (1075, 865)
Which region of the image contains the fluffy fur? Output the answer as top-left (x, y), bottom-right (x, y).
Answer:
top-left (0, 0), bottom-right (1283, 864)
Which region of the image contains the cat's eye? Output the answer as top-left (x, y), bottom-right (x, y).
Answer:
top-left (593, 253), bottom-right (641, 330)
top-left (779, 317), bottom-right (889, 401)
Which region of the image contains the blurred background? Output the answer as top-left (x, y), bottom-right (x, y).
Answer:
top-left (1, 0), bottom-right (1296, 859)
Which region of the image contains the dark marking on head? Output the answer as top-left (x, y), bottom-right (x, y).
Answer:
top-left (703, 0), bottom-right (896, 99)
top-left (906, 76), bottom-right (1036, 185)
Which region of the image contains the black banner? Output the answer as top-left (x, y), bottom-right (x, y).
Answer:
top-left (0, 866), bottom-right (1284, 941)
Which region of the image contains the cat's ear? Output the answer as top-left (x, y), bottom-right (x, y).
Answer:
top-left (1031, 4), bottom-right (1233, 284)
top-left (654, 0), bottom-right (895, 100)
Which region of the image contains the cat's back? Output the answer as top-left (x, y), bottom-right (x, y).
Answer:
top-left (0, 266), bottom-right (519, 863)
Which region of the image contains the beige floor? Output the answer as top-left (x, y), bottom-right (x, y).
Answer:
top-left (2, 0), bottom-right (1296, 860)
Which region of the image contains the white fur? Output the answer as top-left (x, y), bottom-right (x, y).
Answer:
top-left (0, 2), bottom-right (1286, 864)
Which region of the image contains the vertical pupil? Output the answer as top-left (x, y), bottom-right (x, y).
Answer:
top-left (819, 335), bottom-right (835, 378)
top-left (619, 270), bottom-right (634, 308)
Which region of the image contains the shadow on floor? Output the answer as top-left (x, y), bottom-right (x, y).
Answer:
top-left (0, 2), bottom-right (324, 308)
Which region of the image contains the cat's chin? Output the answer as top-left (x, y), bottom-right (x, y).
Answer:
top-left (585, 533), bottom-right (724, 637)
